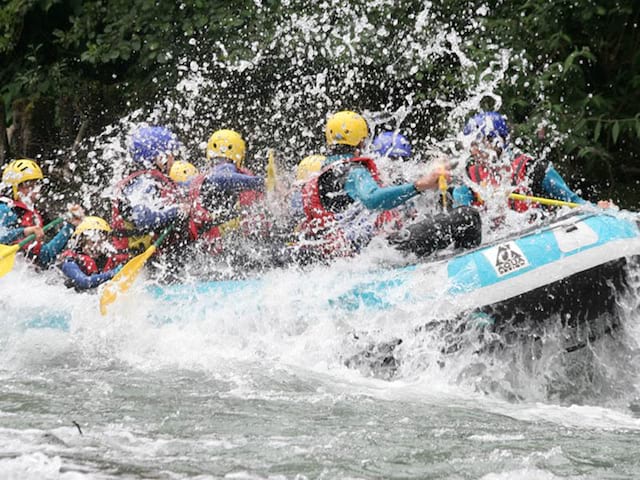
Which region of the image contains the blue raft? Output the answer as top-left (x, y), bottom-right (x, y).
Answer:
top-left (15, 210), bottom-right (640, 343)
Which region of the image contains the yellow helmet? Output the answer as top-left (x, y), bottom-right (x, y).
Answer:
top-left (169, 160), bottom-right (199, 184)
top-left (73, 216), bottom-right (112, 237)
top-left (325, 111), bottom-right (368, 147)
top-left (2, 159), bottom-right (44, 199)
top-left (206, 129), bottom-right (246, 168)
top-left (296, 155), bottom-right (325, 182)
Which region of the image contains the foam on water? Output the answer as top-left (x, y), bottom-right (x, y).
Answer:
top-left (2, 242), bottom-right (640, 412)
top-left (2, 2), bottom-right (640, 477)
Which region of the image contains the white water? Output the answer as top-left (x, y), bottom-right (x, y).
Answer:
top-left (3, 1), bottom-right (640, 477)
top-left (2, 245), bottom-right (640, 478)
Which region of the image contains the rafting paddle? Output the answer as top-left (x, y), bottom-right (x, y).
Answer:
top-left (0, 217), bottom-right (64, 278)
top-left (508, 193), bottom-right (580, 209)
top-left (99, 224), bottom-right (175, 315)
top-left (265, 149), bottom-right (277, 192)
top-left (438, 172), bottom-right (448, 209)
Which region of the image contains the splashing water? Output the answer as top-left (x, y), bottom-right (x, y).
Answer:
top-left (3, 2), bottom-right (640, 478)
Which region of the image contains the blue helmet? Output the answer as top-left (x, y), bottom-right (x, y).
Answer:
top-left (130, 126), bottom-right (181, 164)
top-left (463, 111), bottom-right (509, 147)
top-left (372, 131), bottom-right (412, 158)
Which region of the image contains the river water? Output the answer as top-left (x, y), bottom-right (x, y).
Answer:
top-left (2, 256), bottom-right (640, 480)
top-left (3, 2), bottom-right (640, 476)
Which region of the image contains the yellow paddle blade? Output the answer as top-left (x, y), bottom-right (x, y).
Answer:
top-left (266, 149), bottom-right (277, 192)
top-left (438, 173), bottom-right (448, 209)
top-left (218, 217), bottom-right (241, 236)
top-left (99, 245), bottom-right (157, 316)
top-left (508, 193), bottom-right (580, 209)
top-left (0, 244), bottom-right (20, 278)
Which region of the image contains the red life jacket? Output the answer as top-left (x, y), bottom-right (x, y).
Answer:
top-left (110, 169), bottom-right (178, 252)
top-left (0, 196), bottom-right (44, 255)
top-left (187, 166), bottom-right (263, 242)
top-left (299, 156), bottom-right (400, 256)
top-left (301, 156), bottom-right (382, 229)
top-left (466, 154), bottom-right (536, 212)
top-left (60, 250), bottom-right (126, 275)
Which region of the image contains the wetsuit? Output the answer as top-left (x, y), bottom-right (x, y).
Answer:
top-left (59, 250), bottom-right (126, 290)
top-left (119, 173), bottom-right (181, 230)
top-left (302, 152), bottom-right (481, 258)
top-left (188, 162), bottom-right (264, 242)
top-left (111, 170), bottom-right (182, 254)
top-left (203, 162), bottom-right (264, 193)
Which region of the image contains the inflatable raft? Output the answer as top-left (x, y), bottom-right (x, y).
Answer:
top-left (12, 210), bottom-right (640, 352)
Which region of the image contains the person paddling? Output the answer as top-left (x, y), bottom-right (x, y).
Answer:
top-left (1, 159), bottom-right (85, 269)
top-left (452, 111), bottom-right (612, 215)
top-left (111, 125), bottom-right (188, 257)
top-left (298, 110), bottom-right (482, 259)
top-left (288, 155), bottom-right (325, 223)
top-left (187, 129), bottom-right (265, 246)
top-left (59, 216), bottom-right (128, 290)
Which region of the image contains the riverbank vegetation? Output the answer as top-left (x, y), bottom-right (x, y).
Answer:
top-left (1, 0), bottom-right (638, 204)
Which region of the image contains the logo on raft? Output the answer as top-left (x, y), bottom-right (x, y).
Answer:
top-left (483, 241), bottom-right (530, 277)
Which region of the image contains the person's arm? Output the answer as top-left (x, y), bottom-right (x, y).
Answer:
top-left (452, 185), bottom-right (475, 207)
top-left (0, 204), bottom-right (25, 244)
top-left (36, 222), bottom-right (74, 268)
top-left (205, 164), bottom-right (265, 192)
top-left (123, 177), bottom-right (181, 230)
top-left (130, 204), bottom-right (180, 230)
top-left (542, 166), bottom-right (587, 205)
top-left (344, 167), bottom-right (419, 210)
top-left (289, 190), bottom-right (304, 217)
top-left (60, 260), bottom-right (118, 290)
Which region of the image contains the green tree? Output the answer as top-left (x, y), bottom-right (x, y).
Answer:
top-left (475, 0), bottom-right (640, 196)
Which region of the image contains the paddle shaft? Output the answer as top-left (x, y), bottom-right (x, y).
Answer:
top-left (266, 149), bottom-right (277, 192)
top-left (152, 225), bottom-right (174, 247)
top-left (16, 217), bottom-right (64, 249)
top-left (508, 193), bottom-right (580, 208)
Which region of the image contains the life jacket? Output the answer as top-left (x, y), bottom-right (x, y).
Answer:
top-left (300, 157), bottom-right (400, 256)
top-left (59, 250), bottom-right (126, 275)
top-left (466, 154), bottom-right (539, 212)
top-left (111, 170), bottom-right (178, 253)
top-left (301, 156), bottom-right (381, 227)
top-left (187, 166), bottom-right (263, 243)
top-left (0, 196), bottom-right (44, 256)
top-left (59, 249), bottom-right (128, 289)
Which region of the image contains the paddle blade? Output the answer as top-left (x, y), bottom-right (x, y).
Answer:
top-left (438, 174), bottom-right (448, 209)
top-left (99, 245), bottom-right (156, 315)
top-left (0, 244), bottom-right (20, 278)
top-left (266, 149), bottom-right (277, 192)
